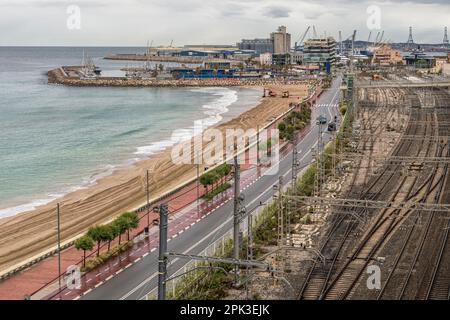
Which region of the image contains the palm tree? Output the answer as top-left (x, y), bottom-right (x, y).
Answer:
top-left (75, 236), bottom-right (94, 267)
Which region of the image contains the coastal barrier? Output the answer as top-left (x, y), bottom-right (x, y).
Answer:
top-left (47, 68), bottom-right (316, 88)
top-left (104, 54), bottom-right (225, 64)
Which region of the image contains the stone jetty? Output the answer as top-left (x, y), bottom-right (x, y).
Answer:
top-left (48, 68), bottom-right (316, 88)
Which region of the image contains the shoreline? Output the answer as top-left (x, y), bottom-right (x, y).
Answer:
top-left (0, 87), bottom-right (255, 219)
top-left (0, 82), bottom-right (312, 274)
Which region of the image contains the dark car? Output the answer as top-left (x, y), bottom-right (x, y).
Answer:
top-left (327, 122), bottom-right (337, 132)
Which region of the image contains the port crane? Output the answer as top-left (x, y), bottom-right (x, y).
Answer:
top-left (294, 26), bottom-right (311, 50)
top-left (374, 31), bottom-right (380, 45)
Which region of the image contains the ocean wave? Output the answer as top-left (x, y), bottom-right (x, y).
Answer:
top-left (0, 88), bottom-right (239, 218)
top-left (0, 163), bottom-right (118, 218)
top-left (0, 198), bottom-right (57, 219)
top-left (133, 87), bottom-right (238, 156)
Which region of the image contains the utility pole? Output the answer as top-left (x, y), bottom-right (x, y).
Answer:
top-left (288, 136), bottom-right (299, 247)
top-left (444, 27), bottom-right (449, 47)
top-left (256, 125), bottom-right (260, 177)
top-left (196, 151), bottom-right (200, 217)
top-left (291, 136), bottom-right (299, 190)
top-left (158, 203), bottom-right (169, 300)
top-left (332, 129), bottom-right (337, 180)
top-left (314, 117), bottom-right (325, 197)
top-left (233, 152), bottom-right (242, 286)
top-left (57, 203), bottom-right (61, 291)
top-left (276, 176), bottom-right (285, 283)
top-left (245, 210), bottom-right (253, 300)
top-left (407, 26), bottom-right (414, 46)
top-left (146, 170), bottom-right (150, 231)
top-left (277, 176), bottom-right (284, 248)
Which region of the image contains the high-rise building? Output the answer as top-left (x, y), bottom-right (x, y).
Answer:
top-left (271, 26), bottom-right (291, 54)
top-left (303, 37), bottom-right (337, 66)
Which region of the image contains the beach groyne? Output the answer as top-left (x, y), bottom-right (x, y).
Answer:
top-left (48, 68), bottom-right (316, 88)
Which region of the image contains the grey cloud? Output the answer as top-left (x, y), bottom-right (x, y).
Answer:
top-left (0, 0), bottom-right (111, 8)
top-left (262, 5), bottom-right (292, 18)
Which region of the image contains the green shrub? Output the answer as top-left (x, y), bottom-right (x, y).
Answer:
top-left (203, 183), bottom-right (231, 200)
top-left (80, 241), bottom-right (133, 273)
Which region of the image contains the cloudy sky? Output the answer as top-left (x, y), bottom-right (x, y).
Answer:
top-left (0, 0), bottom-right (449, 46)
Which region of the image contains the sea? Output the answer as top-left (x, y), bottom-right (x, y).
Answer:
top-left (0, 47), bottom-right (261, 218)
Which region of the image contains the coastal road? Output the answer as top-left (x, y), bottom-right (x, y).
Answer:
top-left (82, 75), bottom-right (343, 300)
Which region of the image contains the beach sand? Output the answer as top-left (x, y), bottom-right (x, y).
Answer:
top-left (0, 83), bottom-right (310, 274)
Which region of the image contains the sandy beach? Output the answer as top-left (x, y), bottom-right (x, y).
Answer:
top-left (0, 83), bottom-right (310, 274)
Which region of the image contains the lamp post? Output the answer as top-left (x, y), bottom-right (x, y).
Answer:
top-left (57, 203), bottom-right (61, 290)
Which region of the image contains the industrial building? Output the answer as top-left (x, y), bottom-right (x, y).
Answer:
top-left (203, 61), bottom-right (233, 69)
top-left (237, 26), bottom-right (291, 58)
top-left (271, 26), bottom-right (291, 54)
top-left (237, 39), bottom-right (273, 54)
top-left (303, 37), bottom-right (337, 70)
top-left (404, 51), bottom-right (437, 69)
top-left (169, 67), bottom-right (267, 79)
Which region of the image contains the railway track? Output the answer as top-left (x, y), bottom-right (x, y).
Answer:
top-left (298, 87), bottom-right (416, 299)
top-left (298, 85), bottom-right (450, 300)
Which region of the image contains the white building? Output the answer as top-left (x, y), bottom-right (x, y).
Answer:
top-left (259, 53), bottom-right (273, 66)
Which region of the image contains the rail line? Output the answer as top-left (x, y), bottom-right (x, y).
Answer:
top-left (298, 85), bottom-right (450, 300)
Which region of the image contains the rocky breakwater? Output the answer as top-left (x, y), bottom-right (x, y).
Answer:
top-left (104, 54), bottom-right (223, 64)
top-left (48, 68), bottom-right (316, 88)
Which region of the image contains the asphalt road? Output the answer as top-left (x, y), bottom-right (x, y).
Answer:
top-left (82, 75), bottom-right (342, 300)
